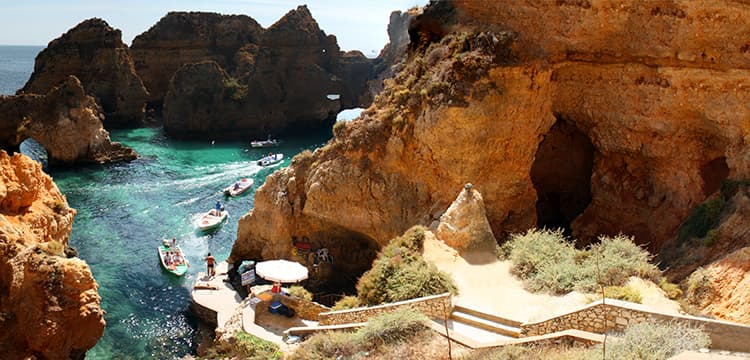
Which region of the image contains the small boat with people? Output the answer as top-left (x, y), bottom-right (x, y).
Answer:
top-left (158, 238), bottom-right (189, 276)
top-left (250, 136), bottom-right (279, 148)
top-left (223, 177), bottom-right (254, 197)
top-left (196, 202), bottom-right (229, 231)
top-left (257, 153), bottom-right (283, 167)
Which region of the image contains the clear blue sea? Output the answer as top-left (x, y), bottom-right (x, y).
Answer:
top-left (0, 45), bottom-right (332, 358)
top-left (0, 45), bottom-right (41, 95)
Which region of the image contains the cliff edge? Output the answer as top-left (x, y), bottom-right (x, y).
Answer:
top-left (0, 152), bottom-right (105, 359)
top-left (230, 0), bottom-right (750, 296)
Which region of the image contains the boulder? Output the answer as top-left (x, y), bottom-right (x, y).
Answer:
top-left (20, 18), bottom-right (148, 128)
top-left (435, 183), bottom-right (497, 251)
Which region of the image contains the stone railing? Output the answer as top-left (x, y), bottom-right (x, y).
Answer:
top-left (521, 299), bottom-right (750, 352)
top-left (318, 293), bottom-right (452, 326)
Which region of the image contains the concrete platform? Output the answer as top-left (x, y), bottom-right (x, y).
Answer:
top-left (190, 261), bottom-right (243, 328)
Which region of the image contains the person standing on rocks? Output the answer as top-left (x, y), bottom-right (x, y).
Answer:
top-left (205, 253), bottom-right (216, 278)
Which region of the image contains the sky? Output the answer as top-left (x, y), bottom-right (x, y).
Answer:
top-left (0, 0), bottom-right (426, 54)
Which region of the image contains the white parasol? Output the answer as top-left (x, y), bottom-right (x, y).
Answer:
top-left (255, 259), bottom-right (309, 283)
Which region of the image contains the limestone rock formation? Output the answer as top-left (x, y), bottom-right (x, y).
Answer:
top-left (0, 76), bottom-right (138, 165)
top-left (368, 8), bottom-right (419, 98)
top-left (231, 0), bottom-right (750, 291)
top-left (435, 183), bottom-right (497, 251)
top-left (135, 7), bottom-right (376, 140)
top-left (20, 18), bottom-right (148, 128)
top-left (131, 12), bottom-right (264, 105)
top-left (686, 247), bottom-right (750, 324)
top-left (0, 152), bottom-right (105, 359)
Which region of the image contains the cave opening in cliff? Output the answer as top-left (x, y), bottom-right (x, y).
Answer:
top-left (700, 156), bottom-right (729, 196)
top-left (302, 231), bottom-right (379, 305)
top-left (531, 119), bottom-right (594, 235)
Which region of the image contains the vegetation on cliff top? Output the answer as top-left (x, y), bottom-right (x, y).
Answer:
top-left (500, 228), bottom-right (660, 295)
top-left (200, 331), bottom-right (282, 360)
top-left (354, 226), bottom-right (457, 306)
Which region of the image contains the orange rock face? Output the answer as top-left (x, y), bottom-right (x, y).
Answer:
top-left (0, 76), bottom-right (137, 165)
top-left (688, 247), bottom-right (750, 324)
top-left (0, 152), bottom-right (105, 359)
top-left (231, 0), bottom-right (750, 289)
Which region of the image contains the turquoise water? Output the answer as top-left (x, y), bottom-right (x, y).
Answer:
top-left (51, 127), bottom-right (331, 359)
top-left (0, 45), bottom-right (41, 95)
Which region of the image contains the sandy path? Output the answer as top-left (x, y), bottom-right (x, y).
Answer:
top-left (422, 233), bottom-right (682, 323)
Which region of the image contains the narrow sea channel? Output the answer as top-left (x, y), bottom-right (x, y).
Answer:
top-left (52, 127), bottom-right (330, 359)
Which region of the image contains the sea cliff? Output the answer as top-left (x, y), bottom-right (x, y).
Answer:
top-left (0, 152), bottom-right (105, 359)
top-left (231, 0), bottom-right (750, 315)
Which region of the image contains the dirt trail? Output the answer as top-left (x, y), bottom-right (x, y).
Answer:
top-left (422, 233), bottom-right (680, 323)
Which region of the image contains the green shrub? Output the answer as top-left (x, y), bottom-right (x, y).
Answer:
top-left (600, 320), bottom-right (710, 360)
top-left (287, 285), bottom-right (313, 301)
top-left (44, 241), bottom-right (64, 256)
top-left (357, 226), bottom-right (456, 306)
top-left (287, 330), bottom-right (358, 360)
top-left (223, 77), bottom-right (248, 102)
top-left (603, 286), bottom-right (643, 303)
top-left (332, 296), bottom-right (360, 310)
top-left (354, 308), bottom-right (429, 348)
top-left (503, 228), bottom-right (577, 280)
top-left (290, 309), bottom-right (430, 360)
top-left (685, 267), bottom-right (713, 306)
top-left (202, 331), bottom-right (281, 360)
top-left (702, 228), bottom-right (719, 246)
top-left (719, 179), bottom-right (750, 200)
top-left (503, 229), bottom-right (661, 295)
top-left (579, 234), bottom-right (660, 291)
top-left (52, 201), bottom-right (67, 214)
top-left (659, 278), bottom-right (683, 300)
top-left (678, 197), bottom-right (724, 241)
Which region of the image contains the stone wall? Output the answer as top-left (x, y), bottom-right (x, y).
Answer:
top-left (318, 293), bottom-right (452, 326)
top-left (279, 294), bottom-right (330, 321)
top-left (521, 299), bottom-right (750, 352)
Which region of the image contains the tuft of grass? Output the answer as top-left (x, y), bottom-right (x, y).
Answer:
top-left (503, 229), bottom-right (660, 294)
top-left (289, 308), bottom-right (430, 360)
top-left (356, 226), bottom-right (456, 306)
top-left (597, 320), bottom-right (710, 360)
top-left (603, 286), bottom-right (643, 303)
top-left (659, 278), bottom-right (683, 300)
top-left (201, 331), bottom-right (281, 360)
top-left (332, 295), bottom-right (360, 310)
top-left (287, 285), bottom-right (313, 301)
top-left (223, 76), bottom-right (248, 102)
top-left (684, 267), bottom-right (714, 307)
top-left (44, 240), bottom-right (64, 256)
top-left (354, 308), bottom-right (430, 348)
top-left (52, 201), bottom-right (67, 214)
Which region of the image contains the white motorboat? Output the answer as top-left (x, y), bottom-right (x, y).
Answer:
top-left (223, 178), bottom-right (254, 196)
top-left (257, 153), bottom-right (283, 167)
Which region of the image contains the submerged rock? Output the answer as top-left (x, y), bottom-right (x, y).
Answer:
top-left (0, 152), bottom-right (105, 359)
top-left (20, 18), bottom-right (148, 128)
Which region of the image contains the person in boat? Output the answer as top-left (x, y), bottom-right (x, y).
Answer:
top-left (171, 237), bottom-right (177, 248)
top-left (165, 251), bottom-right (173, 266)
top-left (233, 182), bottom-right (240, 190)
top-left (205, 253), bottom-right (216, 277)
top-left (215, 201), bottom-right (222, 212)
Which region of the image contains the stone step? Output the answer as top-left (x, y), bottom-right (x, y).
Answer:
top-left (453, 304), bottom-right (522, 328)
top-left (450, 310), bottom-right (521, 338)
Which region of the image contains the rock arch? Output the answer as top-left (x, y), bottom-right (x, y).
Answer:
top-left (0, 76), bottom-right (136, 166)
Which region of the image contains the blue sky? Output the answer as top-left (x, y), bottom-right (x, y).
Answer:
top-left (0, 0), bottom-right (426, 53)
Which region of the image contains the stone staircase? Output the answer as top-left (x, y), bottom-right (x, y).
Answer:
top-left (450, 304), bottom-right (522, 338)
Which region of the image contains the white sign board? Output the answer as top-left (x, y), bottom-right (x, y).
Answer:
top-left (241, 269), bottom-right (256, 286)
